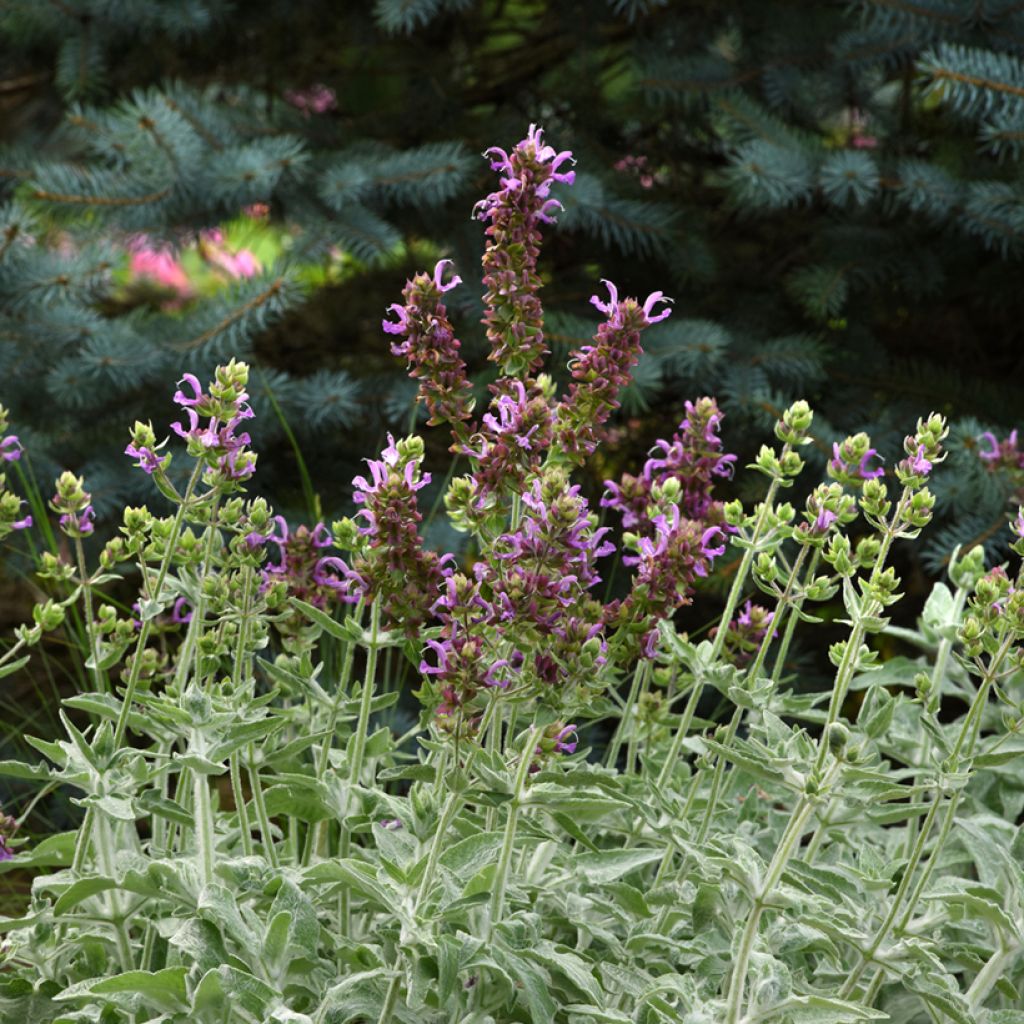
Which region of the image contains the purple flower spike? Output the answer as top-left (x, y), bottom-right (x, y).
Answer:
top-left (907, 445), bottom-right (931, 476)
top-left (1, 435), bottom-right (22, 462)
top-left (382, 303), bottom-right (409, 335)
top-left (590, 279), bottom-right (620, 317)
top-left (554, 725), bottom-right (578, 755)
top-left (857, 449), bottom-right (885, 480)
top-left (641, 291), bottom-right (673, 324)
top-left (173, 373), bottom-right (204, 408)
top-left (432, 259), bottom-right (461, 293)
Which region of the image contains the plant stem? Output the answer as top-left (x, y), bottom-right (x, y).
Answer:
top-left (840, 632), bottom-right (1013, 1000)
top-left (339, 600), bottom-right (382, 937)
top-left (487, 725), bottom-right (542, 941)
top-left (229, 751), bottom-right (253, 858)
top-left (112, 462), bottom-right (203, 750)
top-left (606, 660), bottom-right (648, 770)
top-left (192, 765), bottom-right (216, 886)
top-left (247, 742), bottom-right (279, 869)
top-left (74, 537), bottom-right (107, 696)
top-left (656, 483), bottom-right (784, 791)
top-left (723, 761), bottom-right (841, 1024)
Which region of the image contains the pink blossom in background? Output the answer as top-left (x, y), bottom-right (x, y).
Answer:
top-left (200, 229), bottom-right (261, 279)
top-left (244, 202), bottom-right (270, 219)
top-left (129, 242), bottom-right (193, 303)
top-left (284, 83), bottom-right (336, 116)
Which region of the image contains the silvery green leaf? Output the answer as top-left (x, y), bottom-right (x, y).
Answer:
top-left (439, 830), bottom-right (503, 878)
top-left (192, 965), bottom-right (277, 1019)
top-left (62, 968), bottom-right (189, 1015)
top-left (0, 759), bottom-right (52, 780)
top-left (780, 993), bottom-right (888, 1021)
top-left (527, 941), bottom-right (602, 1003)
top-left (302, 859), bottom-right (398, 913)
top-left (565, 1006), bottom-right (632, 1023)
top-left (501, 950), bottom-right (556, 1024)
top-left (261, 777), bottom-right (331, 822)
top-left (0, 655), bottom-right (31, 680)
top-left (436, 932), bottom-right (485, 1004)
top-left (922, 581), bottom-right (956, 638)
top-left (574, 848), bottom-right (662, 884)
top-left (167, 918), bottom-right (229, 975)
top-left (197, 883), bottom-right (257, 949)
top-left (522, 784), bottom-right (630, 818)
top-left (52, 876), bottom-right (117, 914)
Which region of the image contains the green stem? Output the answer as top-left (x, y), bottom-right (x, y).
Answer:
top-left (74, 537), bottom-right (108, 696)
top-left (192, 766), bottom-right (216, 886)
top-left (339, 600), bottom-right (382, 936)
top-left (248, 742), bottom-right (279, 869)
top-left (840, 633), bottom-right (1013, 1001)
top-left (112, 462), bottom-right (203, 750)
top-left (769, 550), bottom-right (820, 684)
top-left (655, 483), bottom-right (785, 792)
top-left (723, 762), bottom-right (840, 1024)
top-left (606, 660), bottom-right (648, 770)
top-left (696, 546), bottom-right (811, 842)
top-left (488, 725), bottom-right (542, 941)
top-left (377, 975), bottom-right (403, 1024)
top-left (230, 752), bottom-right (253, 858)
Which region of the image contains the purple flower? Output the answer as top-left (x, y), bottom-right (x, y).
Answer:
top-left (169, 364), bottom-right (257, 484)
top-left (712, 600), bottom-right (778, 668)
top-left (1, 435), bottom-right (22, 462)
top-left (829, 437), bottom-right (885, 483)
top-left (553, 725), bottom-right (578, 755)
top-left (58, 505), bottom-right (95, 538)
top-left (385, 256), bottom-right (473, 439)
top-left (125, 442), bottom-right (164, 475)
top-left (602, 398), bottom-right (735, 532)
top-left (347, 437), bottom-right (452, 633)
top-left (813, 507), bottom-right (838, 534)
top-left (556, 279), bottom-right (672, 461)
top-left (459, 381), bottom-right (554, 494)
top-left (170, 598), bottom-right (192, 624)
top-left (378, 818), bottom-right (403, 830)
top-left (610, 505), bottom-right (725, 658)
top-left (475, 126), bottom-right (575, 376)
top-left (977, 429), bottom-right (1024, 472)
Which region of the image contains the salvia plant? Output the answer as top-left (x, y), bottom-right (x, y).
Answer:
top-left (2, 127), bottom-right (1024, 1024)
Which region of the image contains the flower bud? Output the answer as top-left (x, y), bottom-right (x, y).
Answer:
top-left (775, 400), bottom-right (814, 445)
top-left (826, 722), bottom-right (849, 755)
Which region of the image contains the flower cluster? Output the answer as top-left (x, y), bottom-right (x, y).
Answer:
top-left (284, 83), bottom-right (336, 115)
top-left (0, 406), bottom-right (31, 538)
top-left (422, 471), bottom-right (613, 724)
top-left (603, 396), bottom-right (735, 531)
top-left (827, 433), bottom-right (885, 484)
top-left (0, 807), bottom-right (17, 861)
top-left (457, 379), bottom-right (554, 494)
top-left (609, 508), bottom-right (726, 657)
top-left (978, 429), bottom-right (1024, 472)
top-left (170, 360), bottom-right (257, 484)
top-left (259, 518), bottom-right (339, 610)
top-left (1, 406), bottom-right (22, 466)
top-left (328, 435), bottom-right (452, 632)
top-left (51, 472), bottom-right (95, 538)
top-left (711, 600), bottom-right (776, 667)
top-left (474, 124), bottom-right (575, 376)
top-left (554, 280), bottom-right (672, 461)
top-left (384, 260), bottom-right (475, 436)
